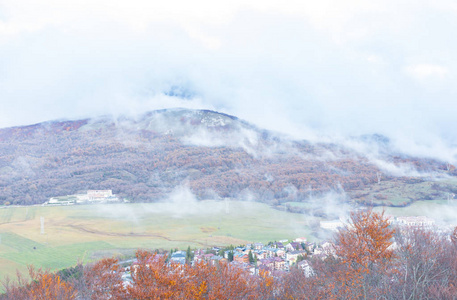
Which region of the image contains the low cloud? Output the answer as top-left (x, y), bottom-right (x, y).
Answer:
top-left (405, 64), bottom-right (449, 81)
top-left (0, 0), bottom-right (456, 165)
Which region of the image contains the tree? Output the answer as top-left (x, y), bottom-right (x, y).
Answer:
top-left (391, 226), bottom-right (457, 299)
top-left (127, 249), bottom-right (274, 299)
top-left (324, 209), bottom-right (396, 299)
top-left (1, 266), bottom-right (76, 300)
top-left (248, 250), bottom-right (255, 264)
top-left (186, 246), bottom-right (193, 263)
top-left (77, 257), bottom-right (127, 300)
top-left (228, 251), bottom-right (234, 262)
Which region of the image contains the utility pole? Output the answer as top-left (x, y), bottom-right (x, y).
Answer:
top-left (377, 172), bottom-right (382, 184)
top-left (40, 216), bottom-right (45, 235)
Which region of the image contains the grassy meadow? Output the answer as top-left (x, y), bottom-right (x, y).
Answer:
top-left (374, 199), bottom-right (457, 224)
top-left (0, 201), bottom-right (312, 283)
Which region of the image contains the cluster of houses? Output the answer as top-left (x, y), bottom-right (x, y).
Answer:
top-left (123, 238), bottom-right (320, 284)
top-left (191, 237), bottom-right (319, 277)
top-left (47, 190), bottom-right (120, 205)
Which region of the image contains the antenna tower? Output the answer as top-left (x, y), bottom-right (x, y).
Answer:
top-left (40, 216), bottom-right (45, 235)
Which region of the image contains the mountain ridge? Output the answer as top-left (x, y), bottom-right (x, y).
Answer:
top-left (0, 108), bottom-right (455, 208)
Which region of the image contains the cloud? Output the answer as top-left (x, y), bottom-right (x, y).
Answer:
top-left (0, 0), bottom-right (456, 162)
top-left (405, 64), bottom-right (449, 81)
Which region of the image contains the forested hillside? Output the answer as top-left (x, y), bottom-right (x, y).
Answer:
top-left (0, 109), bottom-right (453, 206)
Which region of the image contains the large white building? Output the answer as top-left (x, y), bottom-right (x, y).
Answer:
top-left (48, 190), bottom-right (119, 205)
top-left (396, 216), bottom-right (435, 227)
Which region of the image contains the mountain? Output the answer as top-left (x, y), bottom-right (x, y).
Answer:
top-left (0, 108), bottom-right (455, 208)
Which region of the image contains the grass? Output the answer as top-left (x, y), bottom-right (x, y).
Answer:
top-left (374, 199), bottom-right (457, 224)
top-left (0, 201), bottom-right (312, 284)
top-left (349, 177), bottom-right (457, 206)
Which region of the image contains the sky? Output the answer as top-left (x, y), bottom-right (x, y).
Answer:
top-left (1, 0), bottom-right (456, 161)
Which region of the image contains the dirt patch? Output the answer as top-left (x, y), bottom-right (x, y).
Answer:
top-left (67, 224), bottom-right (209, 246)
top-left (200, 227), bottom-right (216, 233)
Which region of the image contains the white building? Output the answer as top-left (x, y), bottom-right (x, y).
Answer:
top-left (294, 237), bottom-right (307, 243)
top-left (297, 260), bottom-right (314, 277)
top-left (320, 220), bottom-right (344, 232)
top-left (48, 190), bottom-right (119, 205)
top-left (396, 216), bottom-right (435, 227)
top-left (48, 197), bottom-right (75, 205)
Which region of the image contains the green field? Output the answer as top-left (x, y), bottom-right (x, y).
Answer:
top-left (374, 199), bottom-right (457, 223)
top-left (0, 201), bottom-right (312, 283)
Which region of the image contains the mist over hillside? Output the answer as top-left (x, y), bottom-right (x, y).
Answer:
top-left (0, 108), bottom-right (455, 208)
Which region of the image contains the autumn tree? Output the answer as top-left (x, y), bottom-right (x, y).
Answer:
top-left (127, 249), bottom-right (275, 300)
top-left (1, 266), bottom-right (76, 300)
top-left (322, 209), bottom-right (396, 299)
top-left (75, 257), bottom-right (127, 300)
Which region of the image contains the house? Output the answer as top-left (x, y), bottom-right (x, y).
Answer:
top-left (285, 250), bottom-right (307, 265)
top-left (264, 247), bottom-right (278, 258)
top-left (297, 260), bottom-right (314, 277)
top-left (264, 247), bottom-right (285, 258)
top-left (304, 242), bottom-right (316, 253)
top-left (276, 248), bottom-right (286, 258)
top-left (87, 189), bottom-right (113, 198)
top-left (234, 247), bottom-right (247, 254)
top-left (233, 252), bottom-right (250, 264)
top-left (274, 242), bottom-right (285, 249)
top-left (254, 243), bottom-right (264, 250)
top-left (285, 242), bottom-right (302, 252)
top-left (258, 257), bottom-right (286, 271)
top-left (209, 255), bottom-right (225, 265)
top-left (170, 251), bottom-right (186, 264)
top-left (272, 257), bottom-right (286, 271)
top-left (258, 258), bottom-right (275, 270)
top-left (253, 250), bottom-right (268, 260)
top-left (313, 242), bottom-right (335, 259)
top-left (194, 253), bottom-right (217, 264)
top-left (294, 237), bottom-right (307, 243)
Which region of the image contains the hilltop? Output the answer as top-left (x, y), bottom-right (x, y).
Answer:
top-left (0, 108), bottom-right (455, 209)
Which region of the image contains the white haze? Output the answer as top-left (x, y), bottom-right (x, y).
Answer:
top-left (1, 0), bottom-right (457, 164)
top-left (95, 185), bottom-right (225, 221)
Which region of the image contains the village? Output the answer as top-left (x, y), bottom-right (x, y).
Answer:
top-left (121, 213), bottom-right (445, 285)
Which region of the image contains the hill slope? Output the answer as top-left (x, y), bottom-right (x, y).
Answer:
top-left (0, 108), bottom-right (455, 207)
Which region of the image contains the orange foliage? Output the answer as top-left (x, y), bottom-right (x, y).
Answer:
top-left (337, 209), bottom-right (395, 270)
top-left (310, 209), bottom-right (396, 299)
top-left (78, 257), bottom-right (127, 300)
top-left (128, 250), bottom-right (273, 300)
top-left (1, 266), bottom-right (76, 300)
